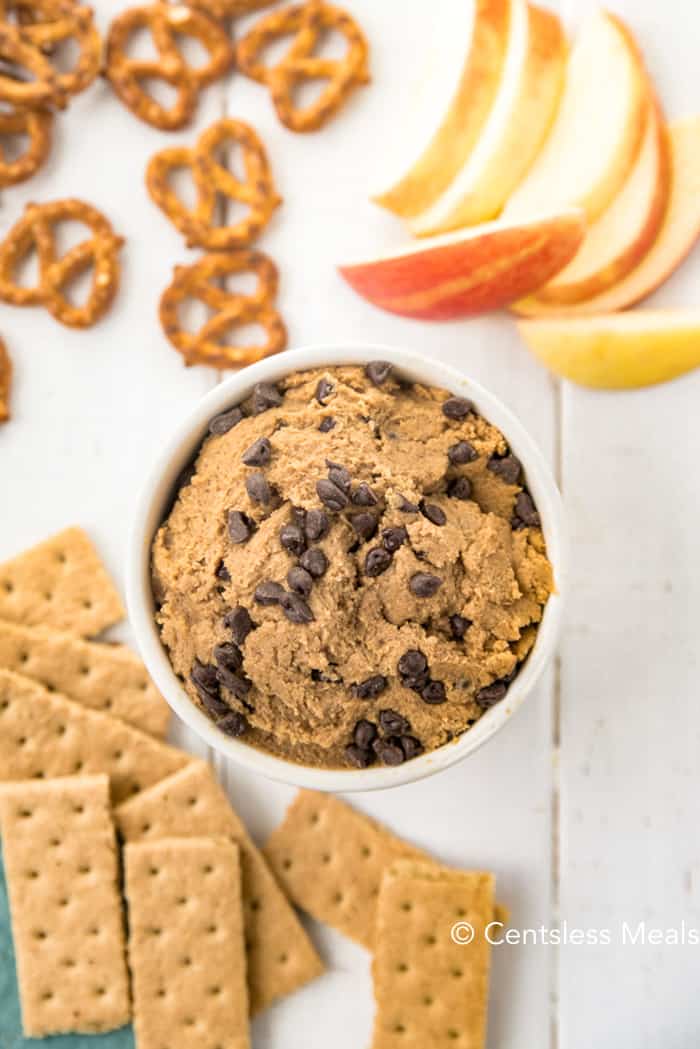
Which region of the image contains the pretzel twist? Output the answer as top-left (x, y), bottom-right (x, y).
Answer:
top-left (0, 107), bottom-right (53, 187)
top-left (0, 0), bottom-right (102, 99)
top-left (0, 21), bottom-right (65, 109)
top-left (184, 0), bottom-right (275, 20)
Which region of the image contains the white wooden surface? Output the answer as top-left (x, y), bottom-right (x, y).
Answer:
top-left (0, 1), bottom-right (698, 1046)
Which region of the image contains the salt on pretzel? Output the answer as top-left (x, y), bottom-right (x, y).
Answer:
top-left (0, 107), bottom-right (53, 188)
top-left (146, 118), bottom-right (281, 250)
top-left (159, 250), bottom-right (287, 369)
top-left (235, 0), bottom-right (370, 132)
top-left (0, 335), bottom-right (11, 424)
top-left (106, 3), bottom-right (233, 130)
top-left (0, 20), bottom-right (65, 109)
top-left (0, 199), bottom-right (124, 328)
top-left (0, 0), bottom-right (102, 99)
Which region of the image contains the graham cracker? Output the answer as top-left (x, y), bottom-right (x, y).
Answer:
top-left (0, 774), bottom-right (130, 1037)
top-left (0, 619), bottom-right (170, 738)
top-left (0, 527), bottom-right (124, 638)
top-left (263, 790), bottom-right (427, 949)
top-left (371, 860), bottom-right (494, 1049)
top-left (125, 837), bottom-right (250, 1049)
top-left (115, 761), bottom-right (324, 1013)
top-left (0, 668), bottom-right (188, 803)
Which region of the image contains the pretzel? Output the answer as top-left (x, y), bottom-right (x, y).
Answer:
top-left (0, 21), bottom-right (65, 109)
top-left (159, 250), bottom-right (287, 369)
top-left (0, 199), bottom-right (124, 328)
top-left (147, 118), bottom-right (281, 250)
top-left (0, 335), bottom-right (11, 423)
top-left (0, 106), bottom-right (53, 187)
top-left (235, 0), bottom-right (370, 132)
top-left (106, 3), bottom-right (233, 130)
top-left (184, 0), bottom-right (275, 20)
top-left (0, 0), bottom-right (102, 99)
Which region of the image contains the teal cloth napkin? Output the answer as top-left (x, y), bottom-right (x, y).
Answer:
top-left (0, 847), bottom-right (134, 1049)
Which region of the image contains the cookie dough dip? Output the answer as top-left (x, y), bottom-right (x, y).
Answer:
top-left (152, 364), bottom-right (554, 770)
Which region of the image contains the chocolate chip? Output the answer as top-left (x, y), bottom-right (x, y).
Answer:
top-left (475, 681), bottom-right (508, 709)
top-left (398, 495), bottom-right (420, 513)
top-left (209, 406), bottom-right (244, 435)
top-left (488, 454), bottom-right (522, 485)
top-left (215, 560), bottom-right (230, 582)
top-left (409, 572), bottom-right (442, 597)
top-left (351, 675), bottom-right (387, 700)
top-left (378, 709), bottom-right (410, 736)
top-left (326, 462), bottom-right (352, 493)
top-left (354, 719), bottom-right (378, 748)
top-left (345, 743), bottom-right (374, 769)
top-left (350, 512), bottom-right (378, 541)
top-left (242, 436), bottom-right (271, 467)
top-left (280, 592), bottom-right (314, 624)
top-left (292, 506), bottom-right (307, 526)
top-left (449, 614), bottom-right (471, 640)
top-left (421, 680), bottom-right (446, 705)
top-left (372, 737), bottom-right (405, 766)
top-left (381, 526), bottom-right (408, 553)
top-left (514, 491), bottom-right (541, 527)
top-left (191, 660), bottom-right (229, 717)
top-left (400, 735), bottom-right (424, 760)
top-left (448, 477), bottom-right (472, 501)
top-left (319, 417), bottom-right (336, 432)
top-left (217, 665), bottom-right (252, 700)
top-left (224, 606), bottom-right (254, 644)
top-left (442, 396), bottom-right (474, 420)
top-left (365, 361), bottom-right (392, 386)
top-left (254, 581), bottom-right (285, 606)
top-left (364, 547), bottom-right (393, 577)
top-left (279, 523), bottom-right (306, 555)
top-left (251, 382), bottom-right (282, 414)
top-left (218, 711), bottom-right (248, 737)
top-left (305, 508), bottom-right (330, 541)
top-left (246, 472), bottom-right (273, 505)
top-left (398, 650), bottom-right (427, 678)
top-left (317, 478), bottom-right (348, 512)
top-left (315, 377), bottom-right (334, 404)
top-left (420, 501), bottom-right (446, 526)
top-left (287, 566), bottom-right (313, 597)
top-left (227, 510), bottom-right (253, 544)
top-left (352, 482), bottom-right (378, 506)
top-left (300, 547), bottom-right (328, 578)
top-left (213, 642), bottom-right (243, 671)
top-left (448, 440), bottom-right (478, 465)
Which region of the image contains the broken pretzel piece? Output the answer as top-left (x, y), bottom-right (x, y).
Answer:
top-left (0, 335), bottom-right (11, 424)
top-left (0, 106), bottom-right (53, 188)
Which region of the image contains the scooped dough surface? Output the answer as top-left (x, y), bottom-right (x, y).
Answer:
top-left (152, 365), bottom-right (554, 769)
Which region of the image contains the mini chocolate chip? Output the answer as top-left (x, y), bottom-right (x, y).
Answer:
top-left (209, 406), bottom-right (244, 435)
top-left (305, 508), bottom-right (330, 541)
top-left (251, 382), bottom-right (282, 414)
top-left (242, 436), bottom-right (271, 467)
top-left (442, 396), bottom-right (474, 420)
top-left (364, 546), bottom-right (392, 577)
top-left (215, 560), bottom-right (230, 582)
top-left (372, 737), bottom-right (405, 766)
top-left (514, 491), bottom-right (541, 527)
top-left (448, 440), bottom-right (478, 465)
top-left (280, 592), bottom-right (314, 624)
top-left (409, 572), bottom-right (442, 597)
top-left (319, 417), bottom-right (336, 432)
top-left (378, 709), bottom-right (410, 736)
top-left (326, 462), bottom-right (352, 493)
top-left (345, 743), bottom-right (374, 769)
top-left (381, 526), bottom-right (408, 553)
top-left (213, 642), bottom-right (243, 671)
top-left (398, 650), bottom-right (427, 678)
top-left (488, 454), bottom-right (522, 485)
top-left (354, 719), bottom-right (378, 748)
top-left (398, 495), bottom-right (419, 513)
top-left (351, 675), bottom-right (387, 699)
top-left (246, 472), bottom-right (273, 505)
top-left (475, 681), bottom-right (508, 709)
top-left (224, 606), bottom-right (254, 644)
top-left (400, 735), bottom-right (424, 760)
top-left (218, 711), bottom-right (248, 737)
top-left (317, 478), bottom-right (348, 512)
top-left (350, 512), bottom-right (378, 541)
top-left (279, 523), bottom-right (306, 555)
top-left (300, 547), bottom-right (328, 578)
top-left (421, 680), bottom-right (446, 705)
top-left (217, 665), bottom-right (252, 699)
top-left (191, 660), bottom-right (229, 717)
top-left (365, 361), bottom-right (392, 386)
top-left (254, 581), bottom-right (285, 606)
top-left (352, 482), bottom-right (378, 506)
top-left (448, 477), bottom-right (472, 501)
top-left (420, 501), bottom-right (446, 526)
top-left (449, 614), bottom-right (471, 640)
top-left (227, 510), bottom-right (253, 544)
top-left (315, 377), bottom-right (334, 404)
top-left (287, 566), bottom-right (313, 597)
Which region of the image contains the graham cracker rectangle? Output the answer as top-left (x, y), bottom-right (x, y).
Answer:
top-left (115, 761), bottom-right (324, 1013)
top-left (0, 668), bottom-right (188, 803)
top-left (0, 774), bottom-right (130, 1037)
top-left (125, 837), bottom-right (250, 1049)
top-left (371, 860), bottom-right (494, 1049)
top-left (0, 527), bottom-right (124, 638)
top-left (0, 619), bottom-right (170, 738)
top-left (263, 790), bottom-right (427, 950)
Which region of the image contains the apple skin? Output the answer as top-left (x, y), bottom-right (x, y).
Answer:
top-left (338, 212), bottom-right (585, 321)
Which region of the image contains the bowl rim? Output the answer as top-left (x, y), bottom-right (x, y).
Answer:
top-left (126, 343), bottom-right (567, 792)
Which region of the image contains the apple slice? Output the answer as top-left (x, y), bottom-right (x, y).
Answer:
top-left (503, 10), bottom-right (648, 224)
top-left (338, 210), bottom-right (585, 321)
top-left (409, 2), bottom-right (567, 236)
top-left (517, 311), bottom-right (700, 389)
top-left (513, 116), bottom-right (700, 317)
top-left (372, 0), bottom-right (512, 219)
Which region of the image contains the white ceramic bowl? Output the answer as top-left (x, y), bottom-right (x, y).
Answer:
top-left (127, 344), bottom-right (566, 792)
